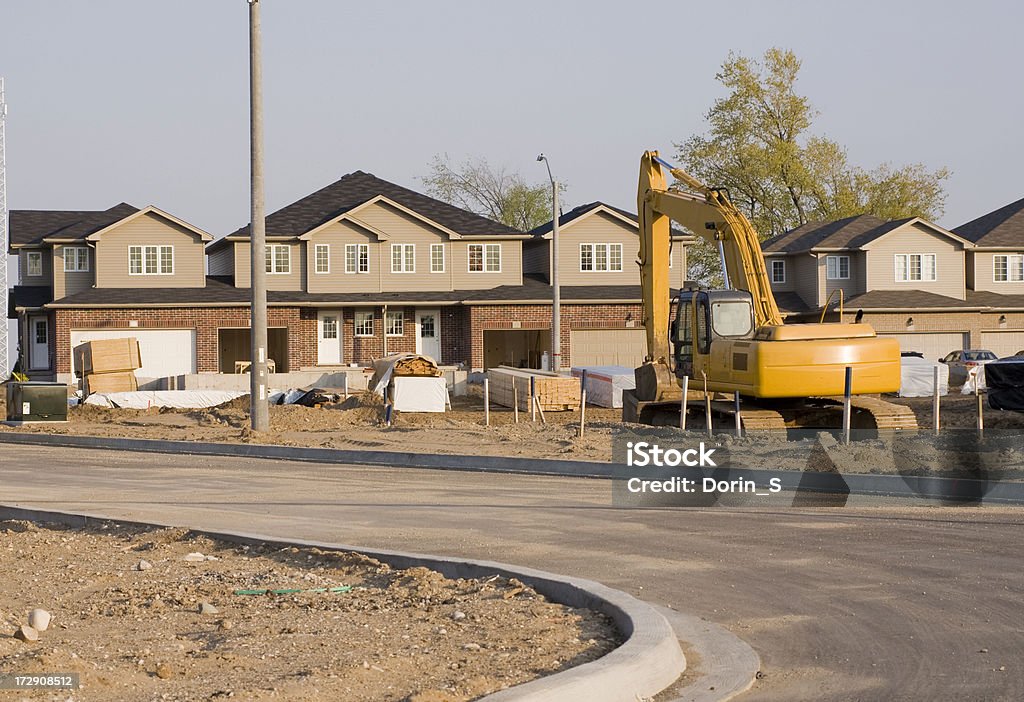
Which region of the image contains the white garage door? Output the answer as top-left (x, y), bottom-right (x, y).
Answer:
top-left (980, 331), bottom-right (1024, 359)
top-left (71, 329), bottom-right (197, 378)
top-left (570, 328), bottom-right (647, 368)
top-left (879, 332), bottom-right (967, 362)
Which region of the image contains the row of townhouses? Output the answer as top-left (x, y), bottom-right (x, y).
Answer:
top-left (7, 170), bottom-right (1024, 384)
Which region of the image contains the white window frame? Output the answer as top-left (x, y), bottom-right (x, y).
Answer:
top-left (469, 243), bottom-right (501, 273)
top-left (321, 315), bottom-right (338, 340)
top-left (430, 243), bottom-right (445, 273)
top-left (265, 244), bottom-right (291, 274)
top-left (345, 243), bottom-right (369, 274)
top-left (993, 254), bottom-right (1024, 283)
top-left (64, 246), bottom-right (89, 273)
top-left (128, 244), bottom-right (174, 275)
top-left (26, 251), bottom-right (43, 277)
top-left (825, 255), bottom-right (850, 281)
top-left (771, 259), bottom-right (786, 284)
top-left (894, 253), bottom-right (937, 283)
top-left (385, 310), bottom-right (405, 337)
top-left (354, 310), bottom-right (375, 337)
top-left (579, 243), bottom-right (623, 273)
top-left (391, 244), bottom-right (415, 273)
top-left (314, 244), bottom-right (330, 274)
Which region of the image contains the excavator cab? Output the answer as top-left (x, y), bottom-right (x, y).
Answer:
top-left (672, 290), bottom-right (756, 380)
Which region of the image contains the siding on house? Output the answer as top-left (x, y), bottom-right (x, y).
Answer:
top-left (865, 222), bottom-right (965, 299)
top-left (449, 239), bottom-right (523, 289)
top-left (767, 255), bottom-right (796, 293)
top-left (523, 239), bottom-right (551, 281)
top-left (823, 251), bottom-right (864, 305)
top-left (304, 221), bottom-right (383, 293)
top-left (19, 249), bottom-right (53, 286)
top-left (556, 212), bottom-right (641, 287)
top-left (52, 245), bottom-right (94, 299)
top-left (94, 212), bottom-right (207, 288)
top-left (969, 250), bottom-right (1024, 294)
top-left (791, 253), bottom-right (819, 308)
top-left (234, 241), bottom-right (306, 291)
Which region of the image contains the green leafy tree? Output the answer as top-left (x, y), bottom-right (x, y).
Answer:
top-left (421, 155), bottom-right (561, 231)
top-left (678, 48), bottom-right (950, 245)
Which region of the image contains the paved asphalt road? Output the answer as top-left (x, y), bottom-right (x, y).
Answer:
top-left (1, 444), bottom-right (1022, 701)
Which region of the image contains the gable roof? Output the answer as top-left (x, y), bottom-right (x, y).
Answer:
top-left (83, 205), bottom-right (215, 242)
top-left (763, 214), bottom-right (972, 253)
top-left (954, 196), bottom-right (1024, 248)
top-left (8, 203), bottom-right (138, 248)
top-left (219, 171), bottom-right (523, 247)
top-left (530, 201), bottom-right (638, 236)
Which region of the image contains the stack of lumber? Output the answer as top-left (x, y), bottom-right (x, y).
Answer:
top-left (487, 366), bottom-right (580, 412)
top-left (74, 337), bottom-right (141, 396)
top-left (370, 353), bottom-right (441, 380)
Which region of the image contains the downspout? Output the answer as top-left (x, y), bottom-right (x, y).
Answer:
top-left (382, 304), bottom-right (388, 357)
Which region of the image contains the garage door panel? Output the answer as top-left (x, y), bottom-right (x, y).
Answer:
top-left (879, 333), bottom-right (967, 362)
top-left (980, 331), bottom-right (1024, 359)
top-left (571, 329), bottom-right (646, 368)
top-left (70, 329), bottom-right (197, 377)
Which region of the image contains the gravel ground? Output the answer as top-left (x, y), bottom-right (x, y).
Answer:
top-left (0, 520), bottom-right (618, 701)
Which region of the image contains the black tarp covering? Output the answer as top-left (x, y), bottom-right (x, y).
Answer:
top-left (985, 359), bottom-right (1024, 388)
top-left (986, 360), bottom-right (1024, 411)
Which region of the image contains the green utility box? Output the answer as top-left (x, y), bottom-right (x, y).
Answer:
top-left (5, 382), bottom-right (69, 423)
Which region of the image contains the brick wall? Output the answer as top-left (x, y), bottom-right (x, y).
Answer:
top-left (841, 310), bottom-right (1024, 348)
top-left (466, 303), bottom-right (648, 369)
top-left (53, 307), bottom-right (316, 374)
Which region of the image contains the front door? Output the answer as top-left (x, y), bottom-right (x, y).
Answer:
top-left (317, 310), bottom-right (342, 365)
top-left (416, 309), bottom-right (441, 362)
top-left (29, 315), bottom-right (49, 370)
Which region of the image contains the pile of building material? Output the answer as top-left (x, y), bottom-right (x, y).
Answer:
top-left (370, 354), bottom-right (447, 412)
top-left (571, 365), bottom-right (635, 408)
top-left (986, 359), bottom-right (1024, 411)
top-left (487, 366), bottom-right (580, 412)
top-left (898, 356), bottom-right (949, 397)
top-left (74, 337), bottom-right (141, 396)
top-left (84, 389), bottom-right (247, 410)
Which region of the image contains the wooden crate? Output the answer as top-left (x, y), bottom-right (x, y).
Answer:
top-left (486, 366), bottom-right (580, 412)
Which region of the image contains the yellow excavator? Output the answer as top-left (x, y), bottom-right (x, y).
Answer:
top-left (625, 151), bottom-right (916, 432)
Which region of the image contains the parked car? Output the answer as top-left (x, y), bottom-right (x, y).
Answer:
top-left (938, 349), bottom-right (998, 386)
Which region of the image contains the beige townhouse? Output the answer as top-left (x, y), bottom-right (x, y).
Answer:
top-left (8, 173), bottom-right (693, 383)
top-left (761, 199), bottom-right (1024, 360)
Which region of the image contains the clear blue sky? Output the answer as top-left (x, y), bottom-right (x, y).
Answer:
top-left (4, 1), bottom-right (1024, 367)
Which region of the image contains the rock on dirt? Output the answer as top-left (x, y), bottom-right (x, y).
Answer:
top-left (27, 608), bottom-right (51, 631)
top-left (14, 624), bottom-right (39, 642)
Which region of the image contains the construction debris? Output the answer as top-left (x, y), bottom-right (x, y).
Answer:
top-left (487, 366), bottom-right (580, 412)
top-left (370, 354), bottom-right (448, 412)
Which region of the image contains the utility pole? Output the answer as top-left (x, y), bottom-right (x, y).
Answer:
top-left (537, 154), bottom-right (560, 373)
top-left (248, 1), bottom-right (269, 431)
top-left (0, 78), bottom-right (9, 381)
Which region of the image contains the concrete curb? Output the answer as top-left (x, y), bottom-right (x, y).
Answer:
top-left (0, 431), bottom-right (1022, 504)
top-left (0, 504), bottom-right (687, 702)
top-left (654, 606), bottom-right (760, 701)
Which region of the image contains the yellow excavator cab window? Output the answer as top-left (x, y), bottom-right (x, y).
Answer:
top-left (711, 301), bottom-right (754, 338)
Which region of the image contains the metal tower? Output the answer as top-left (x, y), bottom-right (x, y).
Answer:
top-left (0, 77), bottom-right (9, 380)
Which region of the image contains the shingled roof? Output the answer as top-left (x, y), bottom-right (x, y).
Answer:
top-left (762, 214), bottom-right (911, 253)
top-left (954, 196), bottom-right (1024, 248)
top-left (8, 203), bottom-right (138, 248)
top-left (220, 171), bottom-right (522, 244)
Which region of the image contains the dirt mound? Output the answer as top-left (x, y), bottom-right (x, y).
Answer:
top-left (0, 520), bottom-right (619, 702)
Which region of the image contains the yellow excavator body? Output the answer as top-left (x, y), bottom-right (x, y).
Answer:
top-left (632, 150), bottom-right (909, 429)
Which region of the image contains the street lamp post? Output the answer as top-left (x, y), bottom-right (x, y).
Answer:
top-left (248, 0), bottom-right (269, 431)
top-left (536, 154), bottom-right (560, 373)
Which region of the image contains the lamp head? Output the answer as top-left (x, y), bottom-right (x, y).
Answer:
top-left (536, 153), bottom-right (545, 162)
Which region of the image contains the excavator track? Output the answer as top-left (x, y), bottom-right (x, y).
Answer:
top-left (702, 395), bottom-right (919, 434)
